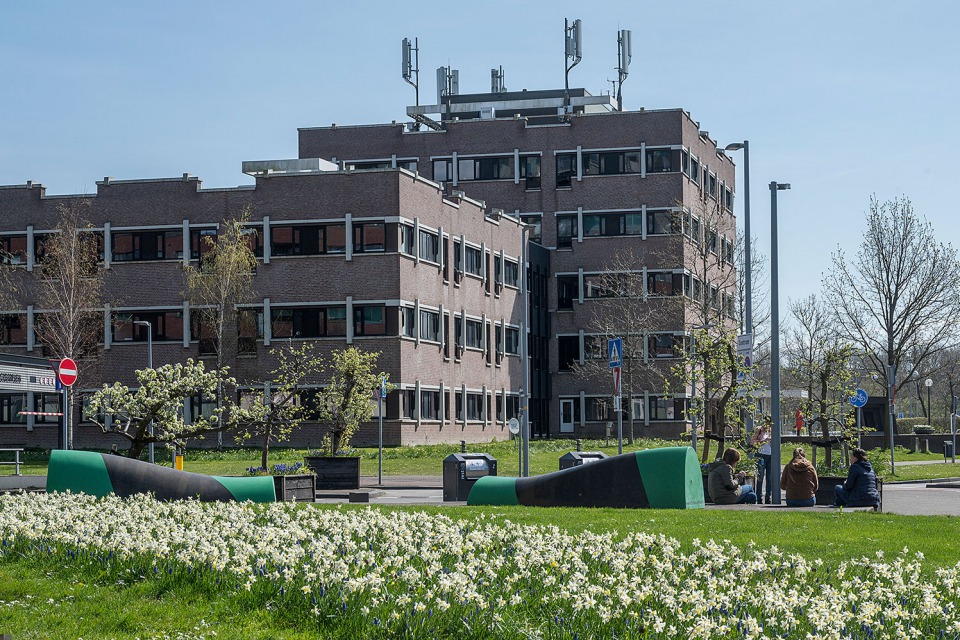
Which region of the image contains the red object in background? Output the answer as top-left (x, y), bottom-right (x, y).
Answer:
top-left (56, 357), bottom-right (78, 387)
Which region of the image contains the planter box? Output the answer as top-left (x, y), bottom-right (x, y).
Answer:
top-left (816, 475), bottom-right (883, 509)
top-left (273, 474), bottom-right (316, 502)
top-left (305, 456), bottom-right (361, 490)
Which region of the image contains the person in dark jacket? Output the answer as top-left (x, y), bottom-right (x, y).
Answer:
top-left (707, 448), bottom-right (758, 505)
top-left (834, 448), bottom-right (880, 509)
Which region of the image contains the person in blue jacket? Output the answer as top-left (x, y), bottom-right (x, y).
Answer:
top-left (834, 447), bottom-right (880, 509)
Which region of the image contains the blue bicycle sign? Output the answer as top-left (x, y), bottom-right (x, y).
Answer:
top-left (849, 388), bottom-right (868, 408)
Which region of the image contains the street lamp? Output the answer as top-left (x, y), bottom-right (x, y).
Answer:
top-left (519, 222), bottom-right (537, 478)
top-left (925, 378), bottom-right (933, 421)
top-left (133, 320), bottom-right (155, 464)
top-left (689, 322), bottom-right (716, 457)
top-left (770, 181), bottom-right (790, 505)
top-left (724, 141), bottom-right (753, 435)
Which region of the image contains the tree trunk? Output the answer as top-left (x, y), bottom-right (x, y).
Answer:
top-left (261, 425), bottom-right (271, 469)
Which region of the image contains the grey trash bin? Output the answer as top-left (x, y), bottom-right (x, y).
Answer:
top-left (442, 453), bottom-right (498, 502)
top-left (559, 451), bottom-right (609, 470)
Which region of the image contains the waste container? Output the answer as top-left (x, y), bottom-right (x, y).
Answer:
top-left (443, 453), bottom-right (498, 501)
top-left (559, 451), bottom-right (609, 470)
top-left (944, 441), bottom-right (955, 461)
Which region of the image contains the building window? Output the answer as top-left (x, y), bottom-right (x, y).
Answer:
top-left (0, 235), bottom-right (28, 265)
top-left (420, 390), bottom-right (441, 420)
top-left (523, 156), bottom-right (541, 189)
top-left (583, 274), bottom-right (615, 299)
top-left (647, 272), bottom-right (685, 296)
top-left (400, 307), bottom-right (416, 338)
top-left (504, 327), bottom-right (520, 355)
top-left (353, 306), bottom-right (386, 336)
top-left (583, 335), bottom-right (605, 361)
top-left (646, 149), bottom-right (681, 173)
top-left (464, 246), bottom-right (483, 277)
top-left (649, 396), bottom-right (684, 421)
top-left (502, 260), bottom-right (519, 288)
top-left (419, 310), bottom-right (440, 342)
top-left (237, 309), bottom-right (263, 354)
top-left (270, 224), bottom-right (347, 256)
top-left (34, 393), bottom-right (61, 424)
top-left (520, 214), bottom-right (542, 244)
top-left (647, 210), bottom-right (680, 235)
top-left (648, 333), bottom-right (682, 358)
top-left (112, 230), bottom-right (183, 262)
top-left (399, 225), bottom-right (415, 255)
top-left (0, 314), bottom-right (27, 345)
top-left (190, 395), bottom-right (217, 422)
top-left (419, 230), bottom-right (440, 263)
top-left (465, 392), bottom-right (483, 420)
top-left (581, 151), bottom-right (642, 176)
top-left (81, 393), bottom-right (105, 424)
top-left (270, 307), bottom-right (347, 339)
top-left (188, 229), bottom-right (217, 260)
top-left (113, 311), bottom-right (184, 342)
top-left (464, 319), bottom-right (483, 349)
top-left (0, 394), bottom-right (27, 424)
top-left (584, 397), bottom-right (610, 422)
top-left (402, 389), bottom-right (416, 419)
top-left (558, 335), bottom-right (579, 371)
top-left (557, 275), bottom-right (578, 310)
top-left (353, 223), bottom-right (385, 253)
top-left (556, 154), bottom-right (576, 188)
top-left (557, 215), bottom-right (577, 248)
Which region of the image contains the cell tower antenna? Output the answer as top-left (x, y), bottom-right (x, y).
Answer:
top-left (437, 65), bottom-right (459, 122)
top-left (401, 37), bottom-right (420, 107)
top-left (491, 66), bottom-right (506, 93)
top-left (616, 29), bottom-right (632, 111)
top-left (563, 18), bottom-right (583, 110)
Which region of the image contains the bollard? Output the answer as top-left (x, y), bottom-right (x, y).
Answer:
top-left (460, 440), bottom-right (466, 453)
top-left (576, 438), bottom-right (582, 452)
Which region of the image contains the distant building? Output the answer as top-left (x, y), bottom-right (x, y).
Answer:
top-left (0, 87), bottom-right (737, 449)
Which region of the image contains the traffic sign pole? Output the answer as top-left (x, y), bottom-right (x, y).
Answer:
top-left (608, 338), bottom-right (624, 455)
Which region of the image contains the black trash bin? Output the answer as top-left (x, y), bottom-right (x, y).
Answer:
top-left (443, 453), bottom-right (498, 502)
top-left (559, 451), bottom-right (609, 470)
top-left (944, 441), bottom-right (955, 461)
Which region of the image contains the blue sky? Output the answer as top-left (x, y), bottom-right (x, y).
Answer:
top-left (1, 1), bottom-right (957, 308)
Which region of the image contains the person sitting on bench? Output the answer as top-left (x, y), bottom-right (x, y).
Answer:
top-left (834, 447), bottom-right (880, 509)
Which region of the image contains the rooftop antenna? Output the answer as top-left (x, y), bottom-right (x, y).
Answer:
top-left (616, 29), bottom-right (631, 111)
top-left (564, 18), bottom-right (583, 110)
top-left (401, 37), bottom-right (420, 107)
top-left (491, 66), bottom-right (506, 93)
top-left (437, 65), bottom-right (459, 122)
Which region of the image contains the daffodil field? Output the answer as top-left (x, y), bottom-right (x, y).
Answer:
top-left (1, 493), bottom-right (959, 639)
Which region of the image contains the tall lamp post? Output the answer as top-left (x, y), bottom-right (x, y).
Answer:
top-left (520, 222), bottom-right (536, 477)
top-left (925, 378), bottom-right (933, 421)
top-left (133, 320), bottom-right (154, 464)
top-left (724, 141), bottom-right (753, 434)
top-left (770, 181), bottom-right (790, 505)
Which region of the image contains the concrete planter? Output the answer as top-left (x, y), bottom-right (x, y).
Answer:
top-left (304, 456), bottom-right (361, 490)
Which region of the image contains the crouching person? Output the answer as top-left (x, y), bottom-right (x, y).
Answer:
top-left (834, 447), bottom-right (880, 510)
top-left (780, 447), bottom-right (818, 507)
top-left (708, 448), bottom-right (758, 505)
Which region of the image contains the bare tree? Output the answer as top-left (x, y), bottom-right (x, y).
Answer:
top-left (571, 249), bottom-right (661, 443)
top-left (676, 193), bottom-right (746, 461)
top-left (32, 201), bottom-right (105, 448)
top-left (782, 294), bottom-right (858, 466)
top-left (183, 208), bottom-right (258, 448)
top-left (824, 196), bottom-right (960, 437)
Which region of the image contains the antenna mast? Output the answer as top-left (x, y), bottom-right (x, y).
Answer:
top-left (401, 37), bottom-right (420, 106)
top-left (491, 66), bottom-right (506, 93)
top-left (616, 29), bottom-right (631, 111)
top-left (564, 18), bottom-right (583, 111)
top-left (436, 65), bottom-right (459, 122)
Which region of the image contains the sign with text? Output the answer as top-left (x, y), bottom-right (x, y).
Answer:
top-left (0, 364), bottom-right (57, 393)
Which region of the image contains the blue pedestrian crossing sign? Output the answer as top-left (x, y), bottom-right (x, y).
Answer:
top-left (608, 337), bottom-right (623, 369)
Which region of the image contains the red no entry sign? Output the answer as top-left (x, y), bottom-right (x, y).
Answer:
top-left (57, 357), bottom-right (78, 387)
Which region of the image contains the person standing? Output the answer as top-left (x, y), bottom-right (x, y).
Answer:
top-left (794, 408), bottom-right (805, 436)
top-left (834, 448), bottom-right (881, 509)
top-left (750, 419), bottom-right (773, 504)
top-left (780, 447), bottom-right (818, 507)
top-left (707, 448), bottom-right (758, 505)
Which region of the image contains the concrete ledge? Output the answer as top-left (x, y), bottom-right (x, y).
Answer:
top-left (348, 490), bottom-right (385, 503)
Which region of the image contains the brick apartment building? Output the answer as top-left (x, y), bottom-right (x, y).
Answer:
top-left (0, 87), bottom-right (737, 449)
top-left (298, 89), bottom-right (738, 439)
top-left (0, 168), bottom-right (525, 449)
